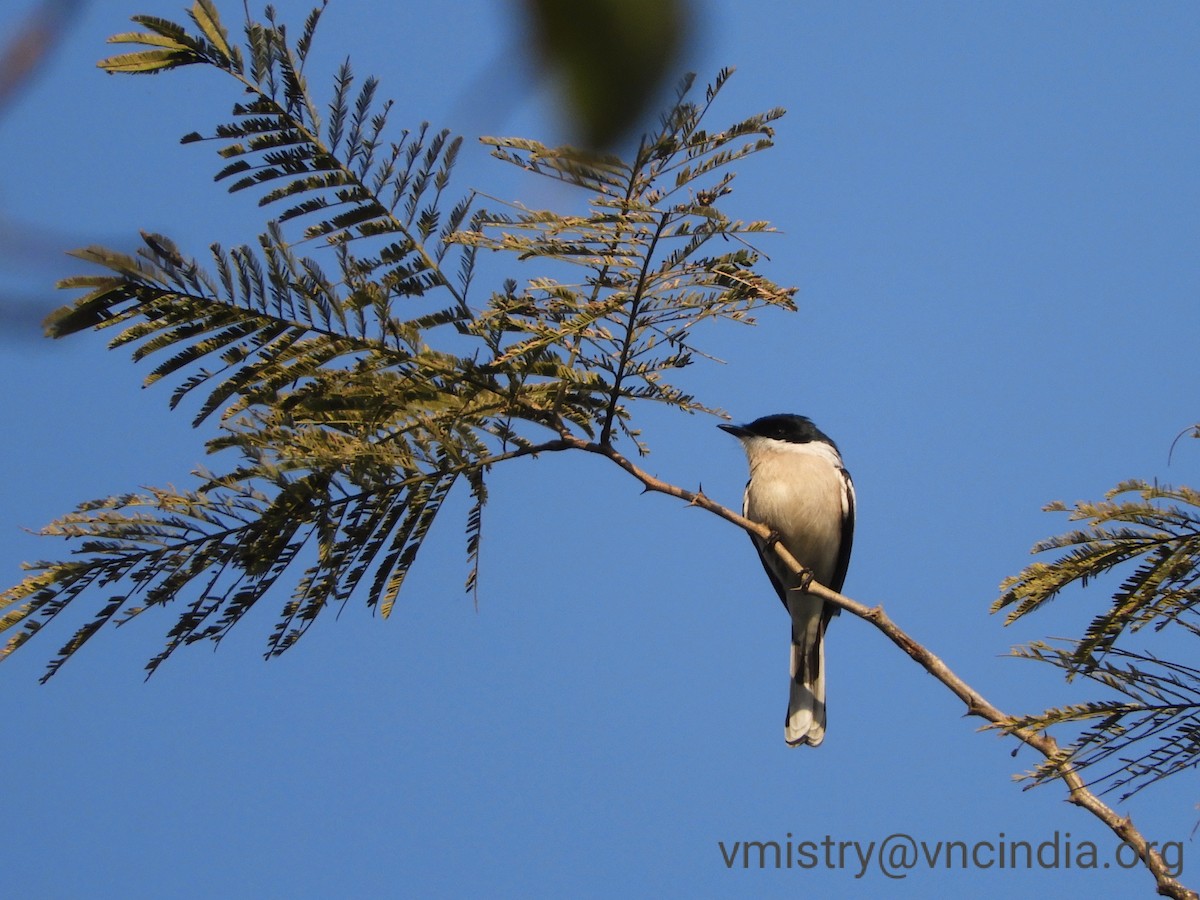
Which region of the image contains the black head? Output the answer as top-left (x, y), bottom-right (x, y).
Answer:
top-left (718, 414), bottom-right (837, 449)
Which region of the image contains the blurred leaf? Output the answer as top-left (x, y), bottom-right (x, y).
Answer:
top-left (0, 0), bottom-right (84, 116)
top-left (522, 0), bottom-right (691, 148)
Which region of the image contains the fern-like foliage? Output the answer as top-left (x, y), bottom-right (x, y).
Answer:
top-left (0, 3), bottom-right (795, 680)
top-left (461, 67), bottom-right (794, 449)
top-left (996, 479), bottom-right (1200, 662)
top-left (993, 460), bottom-right (1200, 796)
top-left (1001, 644), bottom-right (1200, 800)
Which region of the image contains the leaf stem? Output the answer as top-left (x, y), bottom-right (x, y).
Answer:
top-left (599, 210), bottom-right (671, 446)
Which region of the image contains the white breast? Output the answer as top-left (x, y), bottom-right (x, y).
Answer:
top-left (742, 437), bottom-right (848, 588)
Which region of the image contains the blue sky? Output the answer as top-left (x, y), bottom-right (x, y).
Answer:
top-left (1, 1), bottom-right (1197, 897)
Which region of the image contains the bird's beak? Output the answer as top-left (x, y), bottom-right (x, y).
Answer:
top-left (718, 423), bottom-right (748, 438)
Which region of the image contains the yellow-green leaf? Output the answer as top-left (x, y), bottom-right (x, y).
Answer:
top-left (100, 49), bottom-right (202, 75)
top-left (191, 0), bottom-right (232, 61)
top-left (105, 31), bottom-right (189, 51)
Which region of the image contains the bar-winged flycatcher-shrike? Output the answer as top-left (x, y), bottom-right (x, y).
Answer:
top-left (720, 414), bottom-right (855, 747)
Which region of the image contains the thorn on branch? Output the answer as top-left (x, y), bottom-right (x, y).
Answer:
top-left (963, 701), bottom-right (992, 719)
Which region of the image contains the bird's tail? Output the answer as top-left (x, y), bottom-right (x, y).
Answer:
top-left (786, 598), bottom-right (828, 747)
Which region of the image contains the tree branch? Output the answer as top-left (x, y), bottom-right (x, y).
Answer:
top-left (553, 434), bottom-right (1195, 900)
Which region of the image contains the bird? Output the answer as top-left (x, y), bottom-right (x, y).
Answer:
top-left (719, 414), bottom-right (855, 747)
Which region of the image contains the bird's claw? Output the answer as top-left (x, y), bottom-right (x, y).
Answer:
top-left (764, 529), bottom-right (816, 591)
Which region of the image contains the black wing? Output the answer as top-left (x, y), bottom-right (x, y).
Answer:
top-left (750, 532), bottom-right (790, 610)
top-left (829, 466), bottom-right (855, 594)
top-left (742, 478), bottom-right (790, 610)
